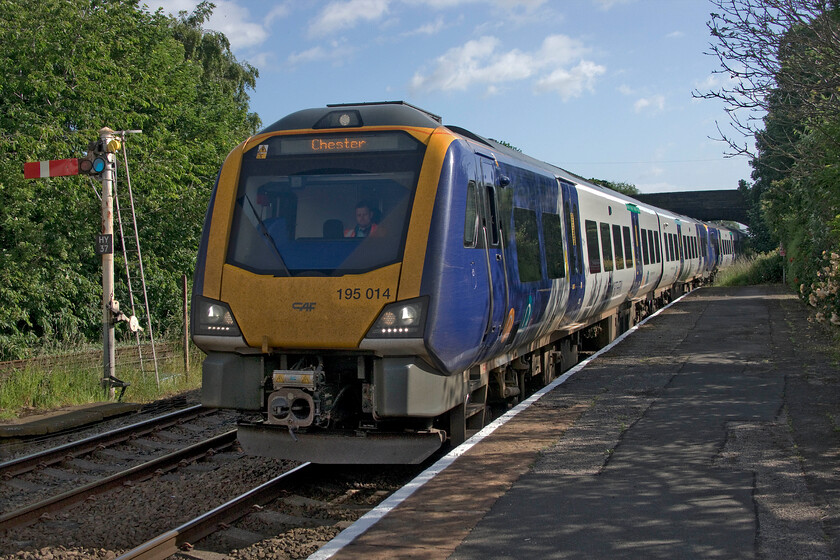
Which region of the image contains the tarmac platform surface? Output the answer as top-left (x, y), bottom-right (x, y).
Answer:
top-left (319, 285), bottom-right (840, 560)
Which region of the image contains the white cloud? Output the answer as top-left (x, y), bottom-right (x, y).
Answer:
top-left (142, 0), bottom-right (197, 15)
top-left (142, 1), bottom-right (282, 51)
top-left (207, 2), bottom-right (270, 49)
top-left (666, 30), bottom-right (684, 39)
top-left (634, 94), bottom-right (665, 113)
top-left (309, 0), bottom-right (391, 36)
top-left (410, 34), bottom-right (605, 98)
top-left (287, 40), bottom-right (357, 66)
top-left (409, 16), bottom-right (447, 35)
top-left (535, 60), bottom-right (606, 99)
top-left (592, 0), bottom-right (634, 10)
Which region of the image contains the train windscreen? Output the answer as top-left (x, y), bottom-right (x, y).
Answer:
top-left (226, 131), bottom-right (426, 276)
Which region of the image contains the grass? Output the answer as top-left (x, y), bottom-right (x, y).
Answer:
top-left (0, 345), bottom-right (204, 420)
top-left (714, 252), bottom-right (784, 286)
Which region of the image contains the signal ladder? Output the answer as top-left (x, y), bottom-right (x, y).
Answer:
top-left (113, 138), bottom-right (159, 386)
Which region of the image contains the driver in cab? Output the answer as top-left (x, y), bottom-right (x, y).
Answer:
top-left (345, 201), bottom-right (379, 237)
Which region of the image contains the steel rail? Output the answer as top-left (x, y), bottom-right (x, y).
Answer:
top-left (115, 462), bottom-right (316, 560)
top-left (0, 405), bottom-right (207, 479)
top-left (0, 429), bottom-right (237, 530)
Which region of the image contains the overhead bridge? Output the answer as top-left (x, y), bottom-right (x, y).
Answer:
top-left (634, 189), bottom-right (748, 226)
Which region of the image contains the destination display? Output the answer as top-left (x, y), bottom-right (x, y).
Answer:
top-left (259, 132), bottom-right (420, 157)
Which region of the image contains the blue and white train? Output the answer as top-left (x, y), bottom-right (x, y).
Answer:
top-left (191, 102), bottom-right (738, 464)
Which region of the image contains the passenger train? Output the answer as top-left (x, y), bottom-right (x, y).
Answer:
top-left (191, 102), bottom-right (738, 464)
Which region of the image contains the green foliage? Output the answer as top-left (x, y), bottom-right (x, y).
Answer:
top-left (737, 179), bottom-right (777, 253)
top-left (0, 345), bottom-right (204, 418)
top-left (800, 250), bottom-right (840, 326)
top-left (714, 3), bottom-right (840, 327)
top-left (0, 0), bottom-right (259, 359)
top-left (490, 139), bottom-right (522, 152)
top-left (587, 178), bottom-right (640, 196)
top-left (715, 252), bottom-right (783, 286)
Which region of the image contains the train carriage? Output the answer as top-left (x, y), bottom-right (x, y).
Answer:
top-left (192, 102), bottom-right (738, 464)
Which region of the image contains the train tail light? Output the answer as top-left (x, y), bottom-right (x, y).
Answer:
top-left (367, 297), bottom-right (428, 338)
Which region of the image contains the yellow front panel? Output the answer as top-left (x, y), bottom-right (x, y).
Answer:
top-left (397, 128), bottom-right (456, 299)
top-left (203, 144), bottom-right (246, 300)
top-left (221, 263), bottom-right (402, 349)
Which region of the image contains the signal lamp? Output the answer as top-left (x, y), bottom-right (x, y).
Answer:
top-left (78, 141), bottom-right (109, 177)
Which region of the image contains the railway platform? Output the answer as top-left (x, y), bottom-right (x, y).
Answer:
top-left (0, 402), bottom-right (141, 439)
top-left (317, 285), bottom-right (840, 560)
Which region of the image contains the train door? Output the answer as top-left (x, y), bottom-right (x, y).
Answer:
top-left (478, 157), bottom-right (509, 346)
top-left (675, 221), bottom-right (685, 280)
top-left (560, 180), bottom-right (585, 319)
top-left (628, 211), bottom-right (643, 297)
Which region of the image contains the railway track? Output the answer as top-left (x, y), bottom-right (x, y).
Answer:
top-left (0, 430), bottom-right (238, 530)
top-left (120, 462), bottom-right (425, 560)
top-left (0, 405), bottom-right (207, 479)
top-left (0, 403), bottom-right (425, 559)
top-left (0, 405), bottom-right (240, 527)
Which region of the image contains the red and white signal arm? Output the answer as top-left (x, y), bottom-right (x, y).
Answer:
top-left (23, 158), bottom-right (79, 179)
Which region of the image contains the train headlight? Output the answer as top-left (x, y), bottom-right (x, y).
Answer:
top-left (192, 296), bottom-right (242, 337)
top-left (367, 297), bottom-right (428, 338)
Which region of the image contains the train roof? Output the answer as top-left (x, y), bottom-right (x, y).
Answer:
top-left (259, 102), bottom-right (735, 232)
top-left (259, 101), bottom-right (442, 133)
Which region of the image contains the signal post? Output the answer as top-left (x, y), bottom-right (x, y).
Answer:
top-left (98, 128), bottom-right (118, 399)
top-left (24, 128), bottom-right (138, 400)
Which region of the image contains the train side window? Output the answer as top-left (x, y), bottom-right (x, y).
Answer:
top-left (464, 181), bottom-right (479, 247)
top-left (669, 234), bottom-right (676, 260)
top-left (542, 212), bottom-right (566, 279)
top-left (647, 230), bottom-right (656, 263)
top-left (585, 219), bottom-right (601, 274)
top-left (600, 222), bottom-right (614, 272)
top-left (612, 224), bottom-right (624, 269)
top-left (654, 231), bottom-right (662, 263)
top-left (694, 237), bottom-right (699, 259)
top-left (641, 228), bottom-right (650, 265)
top-left (622, 226), bottom-right (633, 268)
top-left (513, 207), bottom-right (542, 283)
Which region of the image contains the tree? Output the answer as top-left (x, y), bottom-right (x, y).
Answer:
top-left (0, 0), bottom-right (259, 359)
top-left (697, 0), bottom-right (840, 160)
top-left (699, 0), bottom-right (839, 324)
top-left (588, 178), bottom-right (640, 196)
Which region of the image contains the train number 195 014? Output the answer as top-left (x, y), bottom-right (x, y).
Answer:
top-left (337, 288), bottom-right (391, 300)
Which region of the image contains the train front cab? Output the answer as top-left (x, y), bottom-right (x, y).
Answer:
top-left (192, 105), bottom-right (475, 464)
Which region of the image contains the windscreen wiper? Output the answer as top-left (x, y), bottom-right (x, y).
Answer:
top-left (242, 194), bottom-right (291, 277)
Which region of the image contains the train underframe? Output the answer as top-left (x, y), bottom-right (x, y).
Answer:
top-left (213, 281), bottom-right (706, 464)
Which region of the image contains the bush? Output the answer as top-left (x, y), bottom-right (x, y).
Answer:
top-left (715, 253), bottom-right (784, 286)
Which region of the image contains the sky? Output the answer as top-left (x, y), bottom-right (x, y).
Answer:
top-left (145, 0), bottom-right (755, 194)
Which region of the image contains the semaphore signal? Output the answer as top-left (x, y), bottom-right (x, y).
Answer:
top-left (23, 158), bottom-right (80, 179)
top-left (21, 128), bottom-right (147, 400)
